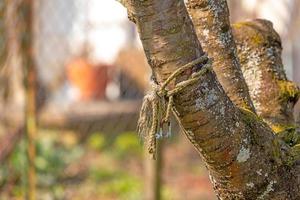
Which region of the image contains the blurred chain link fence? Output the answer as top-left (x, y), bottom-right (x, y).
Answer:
top-left (1, 0), bottom-right (151, 136)
top-left (0, 1), bottom-right (155, 199)
top-left (33, 0), bottom-right (146, 135)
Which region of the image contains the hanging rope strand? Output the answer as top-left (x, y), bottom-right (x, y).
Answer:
top-left (159, 53), bottom-right (209, 93)
top-left (137, 53), bottom-right (212, 159)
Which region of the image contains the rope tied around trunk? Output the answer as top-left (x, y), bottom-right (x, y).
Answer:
top-left (137, 53), bottom-right (212, 159)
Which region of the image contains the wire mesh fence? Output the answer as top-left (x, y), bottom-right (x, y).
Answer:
top-left (1, 0), bottom-right (147, 131)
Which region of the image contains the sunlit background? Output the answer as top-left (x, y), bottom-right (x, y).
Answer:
top-left (0, 0), bottom-right (299, 199)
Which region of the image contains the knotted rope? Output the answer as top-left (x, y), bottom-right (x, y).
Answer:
top-left (137, 53), bottom-right (212, 159)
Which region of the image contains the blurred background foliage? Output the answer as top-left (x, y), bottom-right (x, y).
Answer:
top-left (0, 129), bottom-right (212, 200)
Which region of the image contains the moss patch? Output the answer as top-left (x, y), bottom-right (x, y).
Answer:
top-left (278, 80), bottom-right (300, 103)
top-left (239, 107), bottom-right (262, 125)
top-left (232, 21), bottom-right (251, 29)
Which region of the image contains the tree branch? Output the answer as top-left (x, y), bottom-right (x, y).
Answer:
top-left (186, 0), bottom-right (300, 145)
top-left (122, 0), bottom-right (299, 198)
top-left (186, 0), bottom-right (255, 112)
top-left (232, 19), bottom-right (300, 132)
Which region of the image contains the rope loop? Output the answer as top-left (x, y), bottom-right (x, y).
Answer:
top-left (137, 53), bottom-right (212, 159)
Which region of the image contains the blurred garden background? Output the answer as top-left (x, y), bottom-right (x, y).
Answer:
top-left (0, 0), bottom-right (299, 199)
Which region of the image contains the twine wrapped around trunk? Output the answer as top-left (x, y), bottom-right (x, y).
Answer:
top-left (137, 53), bottom-right (212, 159)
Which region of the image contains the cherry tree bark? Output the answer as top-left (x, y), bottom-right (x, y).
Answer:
top-left (232, 19), bottom-right (300, 135)
top-left (187, 0), bottom-right (255, 112)
top-left (187, 0), bottom-right (300, 147)
top-left (121, 0), bottom-right (300, 199)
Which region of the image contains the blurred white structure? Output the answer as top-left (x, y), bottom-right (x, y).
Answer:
top-left (86, 0), bottom-right (133, 64)
top-left (33, 0), bottom-right (143, 104)
top-left (35, 0), bottom-right (136, 90)
top-left (241, 0), bottom-right (294, 36)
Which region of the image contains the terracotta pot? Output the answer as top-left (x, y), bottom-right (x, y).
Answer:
top-left (66, 58), bottom-right (109, 101)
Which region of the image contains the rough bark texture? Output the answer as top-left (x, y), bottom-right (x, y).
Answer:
top-left (186, 1), bottom-right (300, 138)
top-left (186, 0), bottom-right (300, 152)
top-left (122, 0), bottom-right (300, 199)
top-left (232, 19), bottom-right (300, 133)
top-left (186, 0), bottom-right (255, 112)
top-left (186, 1), bottom-right (300, 198)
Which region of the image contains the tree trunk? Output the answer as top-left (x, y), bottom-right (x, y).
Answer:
top-left (187, 0), bottom-right (299, 143)
top-left (232, 19), bottom-right (299, 134)
top-left (187, 0), bottom-right (255, 112)
top-left (20, 0), bottom-right (37, 200)
top-left (121, 0), bottom-right (300, 199)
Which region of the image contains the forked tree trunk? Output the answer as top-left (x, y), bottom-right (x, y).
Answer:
top-left (121, 0), bottom-right (300, 199)
top-left (188, 0), bottom-right (299, 144)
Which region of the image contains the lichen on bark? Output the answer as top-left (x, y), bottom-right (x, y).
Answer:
top-left (232, 19), bottom-right (300, 129)
top-left (122, 0), bottom-right (300, 199)
top-left (186, 0), bottom-right (255, 112)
